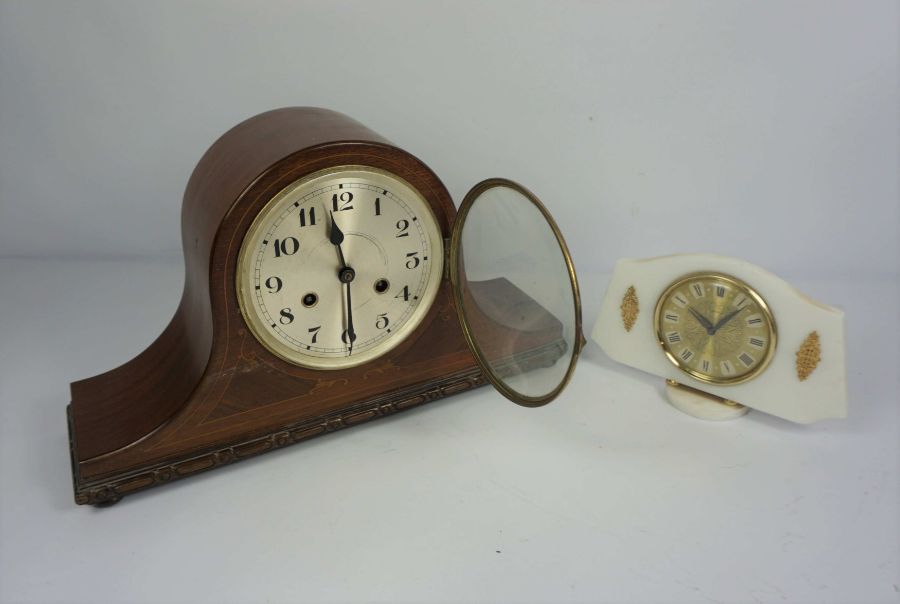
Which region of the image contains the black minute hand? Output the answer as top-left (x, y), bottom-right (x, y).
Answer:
top-left (329, 211), bottom-right (356, 354)
top-left (711, 307), bottom-right (746, 334)
top-left (344, 280), bottom-right (355, 355)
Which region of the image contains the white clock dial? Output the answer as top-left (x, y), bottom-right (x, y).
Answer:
top-left (236, 166), bottom-right (444, 369)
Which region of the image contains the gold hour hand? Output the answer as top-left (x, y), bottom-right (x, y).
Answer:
top-left (688, 306), bottom-right (715, 335)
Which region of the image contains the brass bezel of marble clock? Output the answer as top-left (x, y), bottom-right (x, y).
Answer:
top-left (654, 272), bottom-right (777, 386)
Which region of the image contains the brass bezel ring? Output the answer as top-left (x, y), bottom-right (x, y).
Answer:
top-left (449, 178), bottom-right (583, 408)
top-left (653, 271), bottom-right (777, 386)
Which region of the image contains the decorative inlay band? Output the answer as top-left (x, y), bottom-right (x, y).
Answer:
top-left (796, 331), bottom-right (821, 381)
top-left (71, 369), bottom-right (486, 506)
top-left (620, 286), bottom-right (639, 332)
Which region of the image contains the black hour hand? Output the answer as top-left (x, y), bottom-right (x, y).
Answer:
top-left (329, 210), bottom-right (345, 247)
top-left (329, 211), bottom-right (349, 270)
top-left (688, 306), bottom-right (715, 334)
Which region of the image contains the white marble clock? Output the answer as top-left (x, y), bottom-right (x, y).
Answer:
top-left (592, 254), bottom-right (847, 423)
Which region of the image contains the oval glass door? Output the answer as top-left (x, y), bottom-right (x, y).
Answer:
top-left (450, 179), bottom-right (583, 407)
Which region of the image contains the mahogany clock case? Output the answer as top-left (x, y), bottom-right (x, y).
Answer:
top-left (67, 108), bottom-right (565, 505)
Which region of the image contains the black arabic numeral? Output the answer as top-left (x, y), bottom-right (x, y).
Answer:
top-left (405, 251), bottom-right (420, 269)
top-left (265, 276), bottom-right (283, 293)
top-left (308, 325), bottom-right (321, 344)
top-left (273, 237), bottom-right (299, 257)
top-left (331, 191), bottom-right (353, 212)
top-left (375, 313), bottom-right (390, 330)
top-left (394, 285), bottom-right (410, 302)
top-left (374, 197), bottom-right (382, 216)
top-left (395, 219), bottom-right (409, 238)
top-left (341, 328), bottom-right (357, 344)
top-left (299, 207), bottom-right (316, 227)
top-left (279, 308), bottom-right (295, 324)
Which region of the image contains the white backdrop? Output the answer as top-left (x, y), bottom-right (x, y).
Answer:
top-left (1, 3), bottom-right (898, 604)
top-left (1, 1), bottom-right (897, 276)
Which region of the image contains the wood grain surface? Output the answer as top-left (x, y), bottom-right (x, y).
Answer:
top-left (67, 108), bottom-right (561, 504)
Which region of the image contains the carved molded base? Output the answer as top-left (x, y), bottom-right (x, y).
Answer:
top-left (70, 369), bottom-right (486, 506)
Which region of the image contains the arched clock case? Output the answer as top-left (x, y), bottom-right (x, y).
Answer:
top-left (68, 108), bottom-right (580, 505)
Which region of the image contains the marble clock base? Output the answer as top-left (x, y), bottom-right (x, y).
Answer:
top-left (664, 379), bottom-right (750, 421)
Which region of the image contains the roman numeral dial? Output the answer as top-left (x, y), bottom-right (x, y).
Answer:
top-left (654, 273), bottom-right (776, 384)
top-left (236, 167), bottom-right (444, 370)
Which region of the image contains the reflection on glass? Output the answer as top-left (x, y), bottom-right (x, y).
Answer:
top-left (457, 183), bottom-right (578, 403)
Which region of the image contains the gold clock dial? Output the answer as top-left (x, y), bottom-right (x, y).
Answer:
top-left (236, 166), bottom-right (444, 370)
top-left (654, 273), bottom-right (776, 384)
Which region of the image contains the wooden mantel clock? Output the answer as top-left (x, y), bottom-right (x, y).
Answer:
top-left (68, 107), bottom-right (584, 505)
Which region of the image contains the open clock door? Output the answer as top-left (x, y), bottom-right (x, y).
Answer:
top-left (449, 178), bottom-right (584, 407)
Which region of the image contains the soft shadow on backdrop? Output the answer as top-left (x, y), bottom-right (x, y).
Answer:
top-left (0, 2), bottom-right (897, 604)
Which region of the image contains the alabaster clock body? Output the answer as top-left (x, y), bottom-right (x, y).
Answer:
top-left (593, 254), bottom-right (847, 424)
top-left (67, 109), bottom-right (485, 505)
